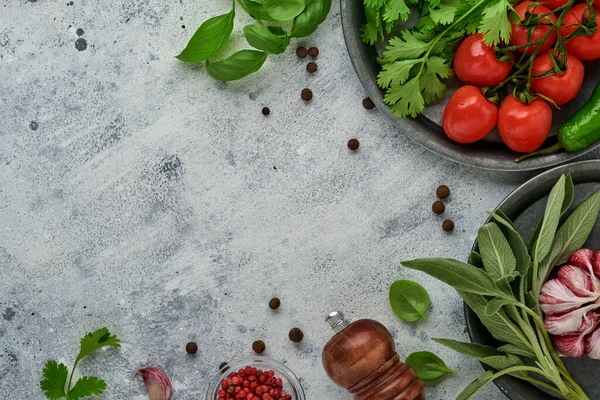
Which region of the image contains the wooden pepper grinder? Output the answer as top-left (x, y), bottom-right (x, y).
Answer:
top-left (322, 311), bottom-right (424, 400)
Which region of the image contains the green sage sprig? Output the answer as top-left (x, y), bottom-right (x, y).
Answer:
top-left (177, 0), bottom-right (331, 81)
top-left (402, 174), bottom-right (600, 400)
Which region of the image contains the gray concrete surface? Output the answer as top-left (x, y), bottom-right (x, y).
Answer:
top-left (1, 1), bottom-right (599, 399)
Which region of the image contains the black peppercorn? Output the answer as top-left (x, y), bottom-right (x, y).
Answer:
top-left (362, 97), bottom-right (376, 110)
top-left (269, 297), bottom-right (281, 310)
top-left (262, 107), bottom-right (270, 116)
top-left (186, 342), bottom-right (198, 354)
top-left (308, 47), bottom-right (319, 57)
top-left (289, 328), bottom-right (304, 343)
top-left (442, 219), bottom-right (455, 232)
top-left (347, 139), bottom-right (360, 151)
top-left (296, 47), bottom-right (308, 58)
top-left (437, 185), bottom-right (450, 199)
top-left (432, 201), bottom-right (445, 215)
top-left (301, 88), bottom-right (313, 102)
top-left (306, 62), bottom-right (317, 73)
top-left (252, 340), bottom-right (266, 354)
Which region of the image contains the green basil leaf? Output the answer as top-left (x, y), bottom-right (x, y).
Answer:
top-left (401, 258), bottom-right (506, 298)
top-left (532, 174), bottom-right (566, 263)
top-left (207, 50), bottom-right (268, 81)
top-left (237, 0), bottom-right (277, 21)
top-left (290, 0), bottom-right (331, 38)
top-left (497, 344), bottom-right (537, 359)
top-left (244, 24), bottom-right (290, 54)
top-left (263, 0), bottom-right (306, 21)
top-left (389, 280), bottom-right (430, 322)
top-left (469, 251), bottom-right (483, 269)
top-left (176, 5), bottom-right (235, 62)
top-left (405, 351), bottom-right (457, 382)
top-left (488, 211), bottom-right (531, 278)
top-left (478, 223), bottom-right (516, 281)
top-left (457, 371), bottom-right (495, 400)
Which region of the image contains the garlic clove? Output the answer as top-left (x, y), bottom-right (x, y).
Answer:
top-left (555, 334), bottom-right (587, 358)
top-left (557, 264), bottom-right (596, 297)
top-left (568, 248), bottom-right (595, 270)
top-left (585, 327), bottom-right (600, 359)
top-left (133, 367), bottom-right (172, 400)
top-left (593, 251), bottom-right (600, 277)
top-left (545, 308), bottom-right (593, 336)
top-left (540, 279), bottom-right (598, 315)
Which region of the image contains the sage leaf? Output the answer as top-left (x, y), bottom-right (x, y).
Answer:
top-left (290, 0), bottom-right (332, 38)
top-left (401, 258), bottom-right (506, 298)
top-left (489, 211), bottom-right (531, 278)
top-left (484, 298), bottom-right (514, 316)
top-left (244, 24), bottom-right (289, 54)
top-left (207, 50), bottom-right (268, 81)
top-left (237, 0), bottom-right (277, 21)
top-left (405, 351), bottom-right (457, 381)
top-left (469, 251), bottom-right (483, 269)
top-left (456, 371), bottom-right (495, 400)
top-left (263, 0), bottom-right (306, 21)
top-left (176, 5), bottom-right (235, 62)
top-left (497, 344), bottom-right (537, 359)
top-left (389, 280), bottom-right (430, 322)
top-left (532, 174), bottom-right (566, 263)
top-left (562, 174), bottom-right (575, 214)
top-left (478, 222), bottom-right (517, 281)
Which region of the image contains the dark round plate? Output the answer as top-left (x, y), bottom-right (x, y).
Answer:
top-left (340, 0), bottom-right (600, 171)
top-left (465, 160), bottom-right (600, 399)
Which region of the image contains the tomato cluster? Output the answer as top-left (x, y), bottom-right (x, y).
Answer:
top-left (443, 1), bottom-right (600, 153)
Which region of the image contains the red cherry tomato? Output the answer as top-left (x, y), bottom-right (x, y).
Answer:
top-left (543, 0), bottom-right (569, 9)
top-left (510, 1), bottom-right (557, 55)
top-left (561, 4), bottom-right (600, 61)
top-left (453, 33), bottom-right (513, 87)
top-left (531, 52), bottom-right (584, 106)
top-left (498, 95), bottom-right (553, 153)
top-left (442, 86), bottom-right (498, 144)
top-left (596, 0), bottom-right (600, 8)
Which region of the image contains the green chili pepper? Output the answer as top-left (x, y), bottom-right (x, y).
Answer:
top-left (516, 81), bottom-right (600, 162)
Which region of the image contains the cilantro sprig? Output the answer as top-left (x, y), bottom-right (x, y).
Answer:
top-left (40, 328), bottom-right (120, 400)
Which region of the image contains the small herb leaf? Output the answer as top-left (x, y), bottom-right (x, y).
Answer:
top-left (207, 50), bottom-right (268, 81)
top-left (497, 344), bottom-right (537, 359)
top-left (389, 280), bottom-right (430, 322)
top-left (432, 338), bottom-right (500, 359)
top-left (244, 24), bottom-right (290, 54)
top-left (290, 0), bottom-right (332, 38)
top-left (263, 0), bottom-right (306, 21)
top-left (488, 211), bottom-right (531, 278)
top-left (40, 360), bottom-right (68, 399)
top-left (457, 371), bottom-right (495, 400)
top-left (176, 6), bottom-right (235, 62)
top-left (67, 377), bottom-right (106, 400)
top-left (478, 222), bottom-right (516, 281)
top-left (562, 174), bottom-right (575, 215)
top-left (533, 174), bottom-right (566, 263)
top-left (237, 0), bottom-right (277, 20)
top-left (469, 251), bottom-right (483, 269)
top-left (484, 298), bottom-right (514, 316)
top-left (77, 328), bottom-right (121, 362)
top-left (405, 351), bottom-right (457, 382)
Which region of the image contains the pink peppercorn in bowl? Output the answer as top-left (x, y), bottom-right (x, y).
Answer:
top-left (206, 356), bottom-right (305, 400)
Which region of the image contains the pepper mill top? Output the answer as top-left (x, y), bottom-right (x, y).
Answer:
top-left (321, 311), bottom-right (424, 400)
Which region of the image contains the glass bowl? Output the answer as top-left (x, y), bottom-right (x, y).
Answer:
top-left (205, 356), bottom-right (305, 400)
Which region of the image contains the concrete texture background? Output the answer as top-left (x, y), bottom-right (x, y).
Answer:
top-left (1, 0), bottom-right (599, 399)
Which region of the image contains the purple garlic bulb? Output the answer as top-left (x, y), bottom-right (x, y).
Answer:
top-left (540, 249), bottom-right (600, 359)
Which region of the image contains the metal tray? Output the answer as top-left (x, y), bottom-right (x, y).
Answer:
top-left (340, 0), bottom-right (600, 171)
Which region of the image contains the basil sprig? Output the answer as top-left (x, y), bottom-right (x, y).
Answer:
top-left (177, 0), bottom-right (331, 81)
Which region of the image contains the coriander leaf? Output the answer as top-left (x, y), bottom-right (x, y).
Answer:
top-left (381, 30), bottom-right (429, 62)
top-left (386, 77), bottom-right (425, 119)
top-left (389, 280), bottom-right (430, 322)
top-left (361, 5), bottom-right (383, 45)
top-left (406, 351), bottom-right (457, 381)
top-left (429, 0), bottom-right (460, 25)
top-left (77, 328), bottom-right (121, 363)
top-left (377, 59), bottom-right (420, 87)
top-left (176, 5), bottom-right (235, 63)
top-left (68, 377), bottom-right (106, 400)
top-left (290, 0), bottom-right (331, 38)
top-left (207, 50), bottom-right (268, 81)
top-left (263, 0), bottom-right (306, 21)
top-left (382, 0), bottom-right (411, 23)
top-left (478, 222), bottom-right (517, 281)
top-left (364, 0), bottom-right (385, 8)
top-left (40, 360), bottom-right (68, 399)
top-left (420, 56), bottom-right (451, 103)
top-left (478, 0), bottom-right (512, 45)
top-left (237, 0), bottom-right (276, 21)
top-left (244, 24), bottom-right (289, 54)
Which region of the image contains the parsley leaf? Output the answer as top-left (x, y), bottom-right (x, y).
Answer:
top-left (68, 377), bottom-right (107, 400)
top-left (385, 77), bottom-right (425, 118)
top-left (478, 0), bottom-right (512, 45)
top-left (77, 328), bottom-right (121, 362)
top-left (40, 361), bottom-right (68, 399)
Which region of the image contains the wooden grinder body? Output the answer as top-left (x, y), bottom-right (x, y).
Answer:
top-left (322, 319), bottom-right (424, 400)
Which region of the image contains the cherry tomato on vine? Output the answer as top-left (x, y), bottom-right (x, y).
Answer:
top-left (510, 1), bottom-right (557, 55)
top-left (453, 33), bottom-right (513, 87)
top-left (442, 86), bottom-right (498, 144)
top-left (561, 4), bottom-right (600, 61)
top-left (543, 0), bottom-right (569, 9)
top-left (498, 95), bottom-right (553, 153)
top-left (531, 51), bottom-right (584, 106)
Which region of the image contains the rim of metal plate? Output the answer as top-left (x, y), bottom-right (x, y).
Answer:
top-left (340, 0), bottom-right (600, 171)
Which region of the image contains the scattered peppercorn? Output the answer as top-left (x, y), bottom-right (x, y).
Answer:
top-left (219, 366), bottom-right (291, 400)
top-left (308, 47), bottom-right (319, 57)
top-left (186, 341), bottom-right (198, 355)
top-left (432, 201), bottom-right (445, 215)
top-left (437, 185), bottom-right (450, 199)
top-left (301, 88), bottom-right (313, 102)
top-left (347, 138), bottom-right (360, 151)
top-left (362, 97), bottom-right (376, 110)
top-left (443, 219), bottom-right (455, 232)
top-left (288, 328), bottom-right (304, 343)
top-left (269, 297), bottom-right (281, 310)
top-left (306, 62), bottom-right (317, 73)
top-left (296, 47), bottom-right (308, 58)
top-left (252, 340), bottom-right (266, 354)
top-left (262, 107), bottom-right (270, 116)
